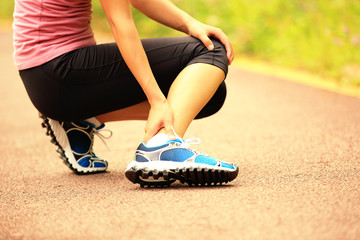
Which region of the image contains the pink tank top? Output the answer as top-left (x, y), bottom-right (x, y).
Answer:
top-left (13, 0), bottom-right (97, 70)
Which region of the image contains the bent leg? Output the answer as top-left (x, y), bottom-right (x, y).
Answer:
top-left (166, 63), bottom-right (225, 137)
top-left (20, 37), bottom-right (227, 132)
top-left (96, 62), bottom-right (226, 137)
top-left (97, 101), bottom-right (150, 122)
top-left (96, 37), bottom-right (228, 138)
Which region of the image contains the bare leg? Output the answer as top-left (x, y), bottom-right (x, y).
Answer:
top-left (96, 101), bottom-right (150, 122)
top-left (96, 63), bottom-right (225, 138)
top-left (160, 63), bottom-right (225, 137)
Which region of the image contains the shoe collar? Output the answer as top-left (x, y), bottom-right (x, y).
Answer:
top-left (83, 117), bottom-right (103, 129)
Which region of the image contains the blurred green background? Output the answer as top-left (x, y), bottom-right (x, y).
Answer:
top-left (2, 0), bottom-right (360, 87)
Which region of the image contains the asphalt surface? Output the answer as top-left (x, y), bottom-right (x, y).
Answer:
top-left (1, 30), bottom-right (360, 240)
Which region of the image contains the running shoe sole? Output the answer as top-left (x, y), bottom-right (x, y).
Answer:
top-left (125, 161), bottom-right (239, 188)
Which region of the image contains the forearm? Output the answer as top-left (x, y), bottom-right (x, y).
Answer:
top-left (113, 23), bottom-right (164, 103)
top-left (101, 0), bottom-right (165, 104)
top-left (130, 0), bottom-right (195, 34)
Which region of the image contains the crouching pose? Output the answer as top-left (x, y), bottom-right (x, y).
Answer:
top-left (13, 0), bottom-right (238, 187)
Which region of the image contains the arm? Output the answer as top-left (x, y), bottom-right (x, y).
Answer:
top-left (130, 0), bottom-right (192, 34)
top-left (100, 0), bottom-right (163, 104)
top-left (100, 0), bottom-right (175, 141)
top-left (130, 0), bottom-right (234, 64)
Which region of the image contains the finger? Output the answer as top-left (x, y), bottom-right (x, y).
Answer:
top-left (143, 123), bottom-right (159, 143)
top-left (209, 29), bottom-right (234, 65)
top-left (198, 34), bottom-right (214, 51)
top-left (219, 36), bottom-right (234, 65)
top-left (143, 130), bottom-right (156, 143)
top-left (164, 123), bottom-right (176, 140)
top-left (225, 42), bottom-right (234, 65)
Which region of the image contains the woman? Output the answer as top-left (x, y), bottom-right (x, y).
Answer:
top-left (13, 0), bottom-right (238, 187)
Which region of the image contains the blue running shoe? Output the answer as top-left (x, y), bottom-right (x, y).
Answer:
top-left (41, 115), bottom-right (109, 174)
top-left (125, 136), bottom-right (238, 187)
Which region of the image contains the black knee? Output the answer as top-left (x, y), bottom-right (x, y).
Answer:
top-left (187, 37), bottom-right (228, 76)
top-left (195, 81), bottom-right (227, 119)
top-left (209, 38), bottom-right (229, 75)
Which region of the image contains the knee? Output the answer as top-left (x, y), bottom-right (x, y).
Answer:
top-left (195, 81), bottom-right (227, 119)
top-left (210, 38), bottom-right (228, 65)
top-left (188, 37), bottom-right (229, 76)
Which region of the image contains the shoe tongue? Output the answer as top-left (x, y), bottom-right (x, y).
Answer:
top-left (84, 117), bottom-right (102, 129)
top-left (146, 133), bottom-right (170, 147)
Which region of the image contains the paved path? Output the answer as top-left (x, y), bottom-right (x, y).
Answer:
top-left (1, 31), bottom-right (360, 240)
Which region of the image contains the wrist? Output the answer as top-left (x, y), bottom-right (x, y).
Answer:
top-left (148, 93), bottom-right (167, 106)
top-left (183, 18), bottom-right (197, 35)
top-left (144, 81), bottom-right (166, 106)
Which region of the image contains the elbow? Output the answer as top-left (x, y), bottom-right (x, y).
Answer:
top-left (106, 14), bottom-right (133, 32)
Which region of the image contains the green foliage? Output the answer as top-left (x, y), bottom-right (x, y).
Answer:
top-left (2, 0), bottom-right (360, 85)
top-left (92, 0), bottom-right (360, 86)
top-left (0, 0), bottom-right (14, 19)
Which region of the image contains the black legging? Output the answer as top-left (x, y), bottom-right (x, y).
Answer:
top-left (19, 37), bottom-right (228, 122)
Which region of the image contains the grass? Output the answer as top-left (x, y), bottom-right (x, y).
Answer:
top-left (2, 0), bottom-right (360, 96)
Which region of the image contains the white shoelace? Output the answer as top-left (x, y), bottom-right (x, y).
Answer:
top-left (49, 119), bottom-right (112, 151)
top-left (179, 136), bottom-right (201, 148)
top-left (93, 128), bottom-right (112, 151)
top-left (172, 128), bottom-right (208, 156)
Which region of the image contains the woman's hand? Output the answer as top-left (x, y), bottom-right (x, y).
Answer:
top-left (187, 20), bottom-right (234, 65)
top-left (143, 98), bottom-right (175, 143)
top-left (129, 0), bottom-right (233, 65)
